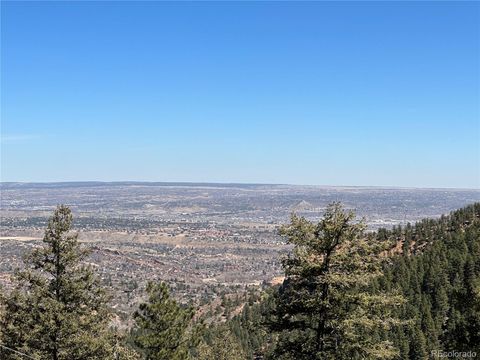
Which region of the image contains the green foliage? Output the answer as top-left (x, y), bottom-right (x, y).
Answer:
top-left (0, 205), bottom-right (114, 360)
top-left (132, 282), bottom-right (200, 360)
top-left (267, 202), bottom-right (405, 359)
top-left (112, 336), bottom-right (143, 360)
top-left (196, 325), bottom-right (246, 360)
top-left (1, 201), bottom-right (479, 360)
top-left (219, 203), bottom-right (480, 359)
top-left (379, 203), bottom-right (480, 356)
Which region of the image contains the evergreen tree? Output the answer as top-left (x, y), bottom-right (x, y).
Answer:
top-left (383, 203), bottom-right (480, 356)
top-left (267, 202), bottom-right (404, 360)
top-left (132, 282), bottom-right (200, 360)
top-left (110, 332), bottom-right (143, 360)
top-left (408, 325), bottom-right (428, 360)
top-left (196, 325), bottom-right (246, 360)
top-left (0, 205), bottom-right (113, 360)
top-left (219, 203), bottom-right (480, 359)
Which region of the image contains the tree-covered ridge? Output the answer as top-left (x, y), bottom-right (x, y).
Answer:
top-left (378, 203), bottom-right (480, 358)
top-left (222, 203), bottom-right (480, 359)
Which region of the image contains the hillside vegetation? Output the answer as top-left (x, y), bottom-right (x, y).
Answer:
top-left (221, 203), bottom-right (480, 359)
top-left (1, 203), bottom-right (479, 359)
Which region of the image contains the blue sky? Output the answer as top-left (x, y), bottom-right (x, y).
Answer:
top-left (1, 1), bottom-right (479, 188)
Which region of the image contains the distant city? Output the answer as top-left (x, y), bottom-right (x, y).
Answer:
top-left (1, 182), bottom-right (479, 322)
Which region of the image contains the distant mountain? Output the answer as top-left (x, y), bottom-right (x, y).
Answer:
top-left (291, 200), bottom-right (315, 211)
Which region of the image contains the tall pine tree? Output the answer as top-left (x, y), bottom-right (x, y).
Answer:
top-left (267, 202), bottom-right (405, 360)
top-left (0, 205), bottom-right (114, 360)
top-left (132, 282), bottom-right (201, 360)
top-left (196, 325), bottom-right (246, 360)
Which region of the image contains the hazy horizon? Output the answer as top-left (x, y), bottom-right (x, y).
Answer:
top-left (1, 179), bottom-right (479, 191)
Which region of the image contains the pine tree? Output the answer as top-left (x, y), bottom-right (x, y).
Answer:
top-left (132, 282), bottom-right (200, 360)
top-left (196, 325), bottom-right (246, 360)
top-left (112, 335), bottom-right (143, 360)
top-left (268, 202), bottom-right (405, 360)
top-left (408, 325), bottom-right (428, 360)
top-left (0, 205), bottom-right (113, 360)
top-left (219, 203), bottom-right (479, 359)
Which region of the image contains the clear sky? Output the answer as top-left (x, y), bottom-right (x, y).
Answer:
top-left (1, 1), bottom-right (479, 188)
